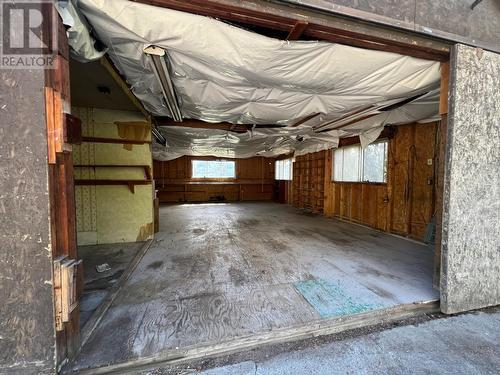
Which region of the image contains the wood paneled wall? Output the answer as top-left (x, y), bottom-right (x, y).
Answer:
top-left (286, 122), bottom-right (439, 241)
top-left (153, 156), bottom-right (275, 203)
top-left (291, 151), bottom-right (326, 213)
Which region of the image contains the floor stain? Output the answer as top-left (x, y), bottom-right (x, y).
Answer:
top-left (263, 238), bottom-right (290, 253)
top-left (280, 227), bottom-right (314, 238)
top-left (147, 260), bottom-right (164, 270)
top-left (365, 283), bottom-right (397, 300)
top-left (357, 265), bottom-right (402, 280)
top-left (315, 230), bottom-right (353, 245)
top-left (237, 218), bottom-right (260, 227)
top-left (228, 266), bottom-right (249, 286)
top-left (298, 210), bottom-right (318, 217)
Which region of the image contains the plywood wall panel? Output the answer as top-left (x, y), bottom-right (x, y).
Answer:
top-left (292, 151), bottom-right (326, 213)
top-left (362, 184), bottom-right (378, 228)
top-left (350, 184), bottom-right (363, 222)
top-left (295, 122), bottom-right (438, 242)
top-left (410, 123), bottom-right (437, 240)
top-left (376, 186), bottom-right (389, 231)
top-left (390, 125), bottom-right (413, 235)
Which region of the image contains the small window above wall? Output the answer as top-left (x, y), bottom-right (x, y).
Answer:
top-left (192, 160), bottom-right (236, 179)
top-left (333, 140), bottom-right (388, 183)
top-left (275, 158), bottom-right (293, 181)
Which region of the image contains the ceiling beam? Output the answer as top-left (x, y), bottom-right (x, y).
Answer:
top-left (100, 55), bottom-right (171, 145)
top-left (132, 0), bottom-right (449, 61)
top-left (100, 56), bottom-right (151, 122)
top-left (156, 118), bottom-right (252, 133)
top-left (289, 113), bottom-right (320, 127)
top-left (338, 126), bottom-right (396, 147)
top-left (286, 20), bottom-right (309, 40)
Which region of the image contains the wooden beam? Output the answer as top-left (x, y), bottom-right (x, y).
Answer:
top-left (101, 57), bottom-right (171, 146)
top-left (156, 118), bottom-right (251, 133)
top-left (100, 56), bottom-right (152, 122)
top-left (328, 112), bottom-right (380, 131)
top-left (290, 113), bottom-right (320, 127)
top-left (132, 0), bottom-right (449, 61)
top-left (337, 126), bottom-right (396, 147)
top-left (439, 62), bottom-right (450, 115)
top-left (318, 93), bottom-right (427, 132)
top-left (315, 105), bottom-right (377, 131)
top-left (287, 21), bottom-right (308, 40)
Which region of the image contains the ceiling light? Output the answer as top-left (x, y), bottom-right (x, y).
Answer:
top-left (144, 45), bottom-right (183, 122)
top-left (152, 126), bottom-right (167, 146)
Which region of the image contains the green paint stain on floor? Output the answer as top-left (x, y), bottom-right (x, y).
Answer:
top-left (294, 278), bottom-right (386, 318)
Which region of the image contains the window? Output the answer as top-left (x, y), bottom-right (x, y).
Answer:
top-left (333, 140), bottom-right (388, 183)
top-left (275, 158), bottom-right (293, 181)
top-left (192, 160), bottom-right (236, 178)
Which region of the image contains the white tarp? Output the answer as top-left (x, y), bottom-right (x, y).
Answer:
top-left (152, 89), bottom-right (439, 160)
top-left (73, 0), bottom-right (441, 160)
top-left (152, 126), bottom-right (340, 161)
top-left (55, 0), bottom-right (106, 61)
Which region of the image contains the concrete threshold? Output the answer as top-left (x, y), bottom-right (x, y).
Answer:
top-left (69, 299), bottom-right (439, 375)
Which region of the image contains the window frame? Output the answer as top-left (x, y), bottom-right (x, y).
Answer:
top-left (275, 158), bottom-right (293, 181)
top-left (191, 159), bottom-right (237, 180)
top-left (332, 139), bottom-right (388, 184)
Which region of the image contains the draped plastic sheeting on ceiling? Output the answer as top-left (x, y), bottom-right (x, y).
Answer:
top-left (75, 0), bottom-right (441, 160)
top-left (152, 126), bottom-right (340, 161)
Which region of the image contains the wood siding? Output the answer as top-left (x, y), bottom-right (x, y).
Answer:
top-left (286, 122), bottom-right (439, 241)
top-left (291, 151), bottom-right (326, 213)
top-left (153, 156), bottom-right (275, 203)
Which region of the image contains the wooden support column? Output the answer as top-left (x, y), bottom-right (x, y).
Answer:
top-left (433, 61), bottom-right (449, 288)
top-left (323, 149), bottom-right (333, 216)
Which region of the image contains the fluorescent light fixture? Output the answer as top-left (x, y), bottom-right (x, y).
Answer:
top-left (144, 45), bottom-right (183, 122)
top-left (152, 126), bottom-right (167, 146)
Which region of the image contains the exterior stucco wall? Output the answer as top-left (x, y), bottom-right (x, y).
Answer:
top-left (441, 44), bottom-right (500, 313)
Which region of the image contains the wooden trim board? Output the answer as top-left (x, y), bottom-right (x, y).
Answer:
top-left (71, 300), bottom-right (439, 374)
top-left (78, 240), bottom-right (154, 350)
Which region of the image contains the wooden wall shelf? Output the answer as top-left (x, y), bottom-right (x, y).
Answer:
top-left (74, 165), bottom-right (152, 180)
top-left (74, 179), bottom-right (152, 193)
top-left (81, 136), bottom-right (151, 145)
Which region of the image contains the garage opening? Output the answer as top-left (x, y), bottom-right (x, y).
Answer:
top-left (56, 0), bottom-right (450, 372)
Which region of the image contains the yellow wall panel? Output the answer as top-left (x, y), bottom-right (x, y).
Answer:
top-left (73, 107), bottom-right (153, 245)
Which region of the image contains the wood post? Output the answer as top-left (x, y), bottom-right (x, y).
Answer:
top-left (433, 61), bottom-right (450, 288)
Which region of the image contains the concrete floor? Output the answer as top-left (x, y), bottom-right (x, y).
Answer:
top-left (69, 202), bottom-right (438, 371)
top-left (79, 242), bottom-right (145, 326)
top-left (187, 310), bottom-right (500, 375)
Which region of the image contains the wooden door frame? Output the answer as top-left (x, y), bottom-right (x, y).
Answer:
top-left (45, 12), bottom-right (82, 367)
top-left (45, 2), bottom-right (452, 367)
